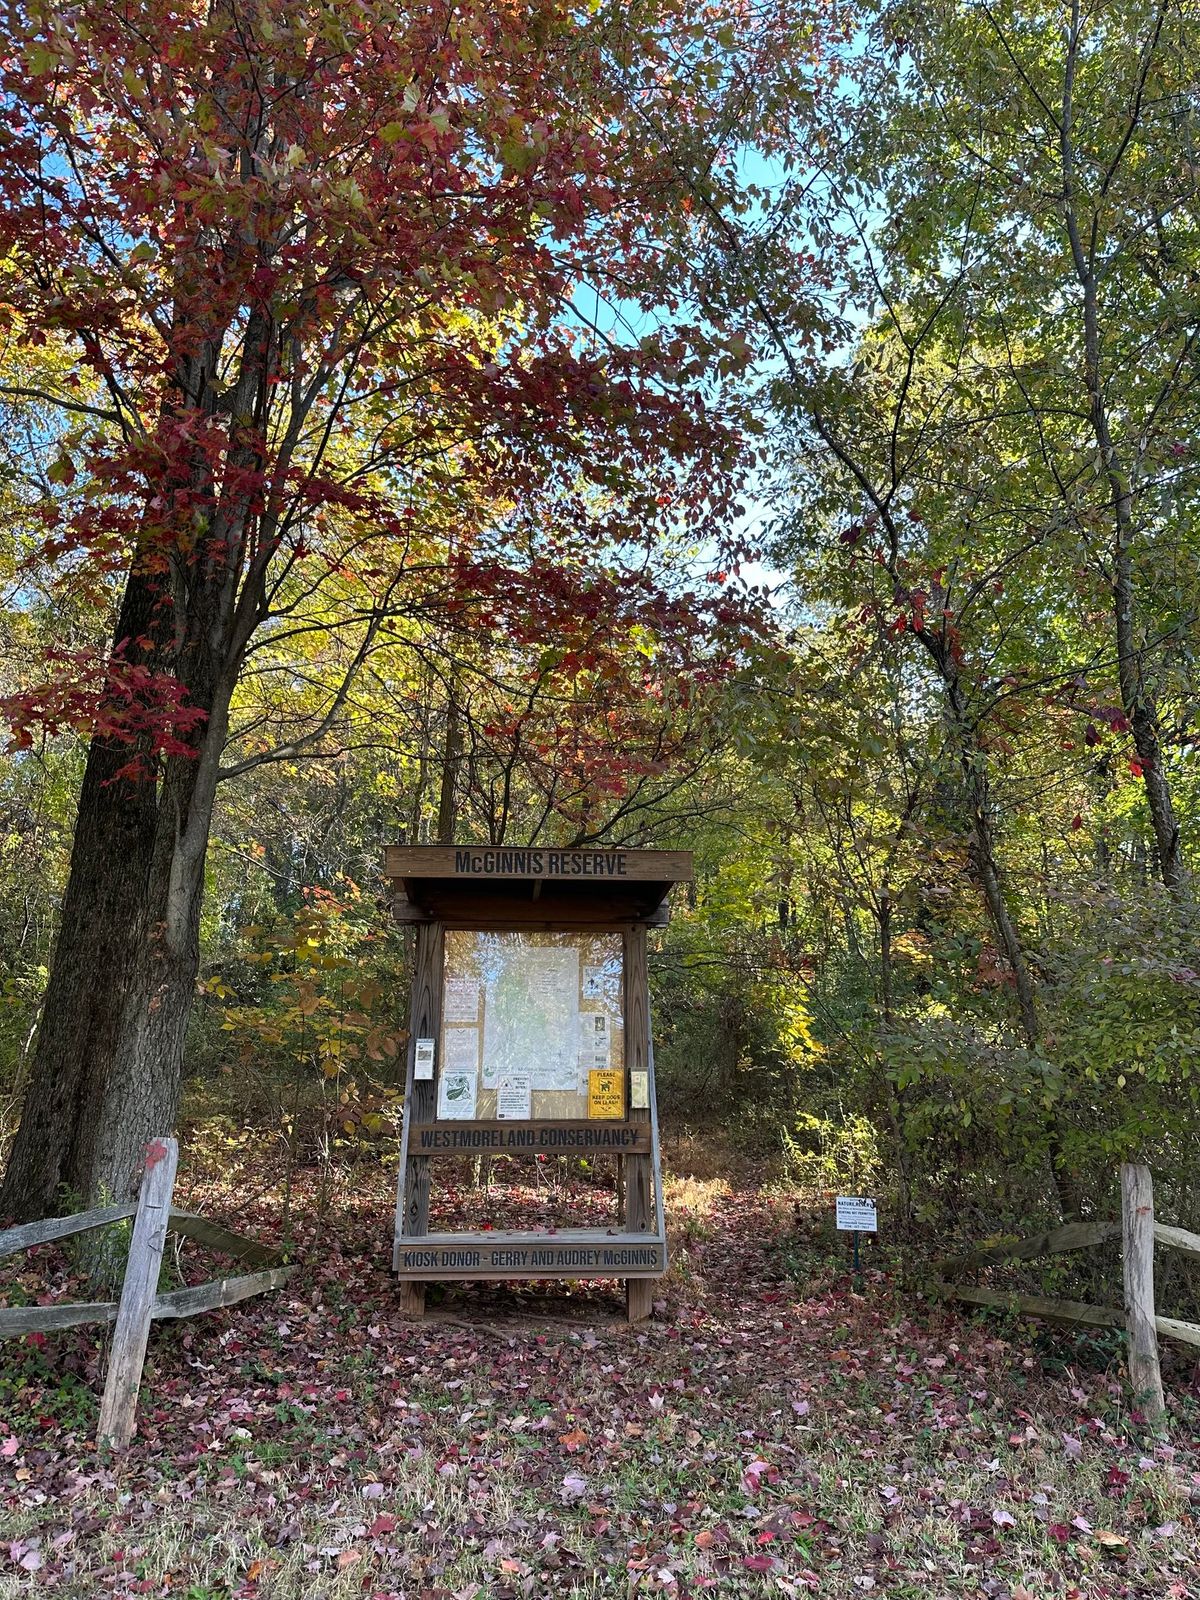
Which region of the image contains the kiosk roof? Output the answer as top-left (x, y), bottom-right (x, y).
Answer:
top-left (384, 845), bottom-right (692, 928)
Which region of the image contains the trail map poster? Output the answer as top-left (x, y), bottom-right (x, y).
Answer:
top-left (441, 931), bottom-right (623, 1120)
top-left (481, 943), bottom-right (578, 1091)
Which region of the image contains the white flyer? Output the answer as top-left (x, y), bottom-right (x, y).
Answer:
top-left (444, 1028), bottom-right (479, 1072)
top-left (444, 974), bottom-right (480, 1024)
top-left (496, 1072), bottom-right (532, 1120)
top-left (580, 1012), bottom-right (609, 1069)
top-left (438, 1068), bottom-right (477, 1120)
top-left (437, 1029), bottom-right (478, 1119)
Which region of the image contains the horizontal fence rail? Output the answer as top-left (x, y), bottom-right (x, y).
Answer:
top-left (933, 1164), bottom-right (1198, 1428)
top-left (0, 1137), bottom-right (292, 1446)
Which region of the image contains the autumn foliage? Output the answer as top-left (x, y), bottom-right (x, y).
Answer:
top-left (0, 0), bottom-right (754, 1216)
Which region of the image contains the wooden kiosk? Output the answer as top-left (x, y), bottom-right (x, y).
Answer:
top-left (386, 846), bottom-right (690, 1320)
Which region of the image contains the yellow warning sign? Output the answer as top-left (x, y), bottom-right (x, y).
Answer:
top-left (588, 1068), bottom-right (625, 1119)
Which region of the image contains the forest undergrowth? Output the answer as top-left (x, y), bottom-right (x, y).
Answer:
top-left (2, 1145), bottom-right (1198, 1600)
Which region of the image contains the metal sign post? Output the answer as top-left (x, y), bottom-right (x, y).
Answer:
top-left (835, 1195), bottom-right (878, 1290)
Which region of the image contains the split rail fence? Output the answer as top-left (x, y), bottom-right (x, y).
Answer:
top-left (0, 1137), bottom-right (292, 1447)
top-left (934, 1162), bottom-right (1200, 1425)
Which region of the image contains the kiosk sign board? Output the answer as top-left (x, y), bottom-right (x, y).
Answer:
top-left (386, 844), bottom-right (691, 1321)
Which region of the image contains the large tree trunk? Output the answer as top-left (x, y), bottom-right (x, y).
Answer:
top-left (0, 572), bottom-right (160, 1221)
top-left (74, 738), bottom-right (225, 1206)
top-left (1, 549), bottom-right (238, 1220)
top-left (78, 565), bottom-right (237, 1206)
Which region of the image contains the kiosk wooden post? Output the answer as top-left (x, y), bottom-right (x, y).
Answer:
top-left (386, 846), bottom-right (688, 1321)
top-left (623, 928), bottom-right (654, 1322)
top-left (394, 921), bottom-right (443, 1318)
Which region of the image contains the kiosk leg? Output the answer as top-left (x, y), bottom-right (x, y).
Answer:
top-left (399, 1281), bottom-right (426, 1319)
top-left (625, 1278), bottom-right (653, 1323)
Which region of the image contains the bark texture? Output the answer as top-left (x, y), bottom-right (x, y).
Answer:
top-left (0, 573), bottom-right (159, 1219)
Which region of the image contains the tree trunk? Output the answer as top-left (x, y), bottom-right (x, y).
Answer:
top-left (876, 887), bottom-right (914, 1223)
top-left (436, 680), bottom-right (462, 847)
top-left (1059, 24), bottom-right (1187, 889)
top-left (78, 624), bottom-right (234, 1209)
top-left (1113, 544), bottom-right (1184, 888)
top-left (1, 552), bottom-right (237, 1221)
top-left (2, 248), bottom-right (270, 1225)
top-left (0, 571), bottom-right (160, 1221)
top-left (941, 666), bottom-right (1083, 1220)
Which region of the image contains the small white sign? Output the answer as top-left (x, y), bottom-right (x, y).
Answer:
top-left (414, 1038), bottom-right (435, 1081)
top-left (835, 1196), bottom-right (878, 1232)
top-left (630, 1070), bottom-right (650, 1110)
top-left (496, 1072), bottom-right (532, 1121)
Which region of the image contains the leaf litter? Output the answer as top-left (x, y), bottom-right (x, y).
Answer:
top-left (2, 1156), bottom-right (1199, 1598)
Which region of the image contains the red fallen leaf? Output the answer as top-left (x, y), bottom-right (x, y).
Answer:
top-left (368, 1514), bottom-right (396, 1538)
top-left (145, 1138), bottom-right (169, 1170)
top-left (694, 1530), bottom-right (716, 1550)
top-left (1048, 1523), bottom-right (1071, 1543)
top-left (742, 1555), bottom-right (775, 1572)
top-left (755, 1530), bottom-right (777, 1544)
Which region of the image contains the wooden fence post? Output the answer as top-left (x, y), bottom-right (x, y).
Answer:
top-left (1121, 1162), bottom-right (1166, 1427)
top-left (98, 1137), bottom-right (179, 1449)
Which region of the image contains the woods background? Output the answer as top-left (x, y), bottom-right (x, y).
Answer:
top-left (0, 0), bottom-right (1198, 1313)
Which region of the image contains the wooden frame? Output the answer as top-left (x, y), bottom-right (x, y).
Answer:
top-left (0, 1137), bottom-right (292, 1447)
top-left (934, 1163), bottom-right (1200, 1431)
top-left (386, 846), bottom-right (686, 1321)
